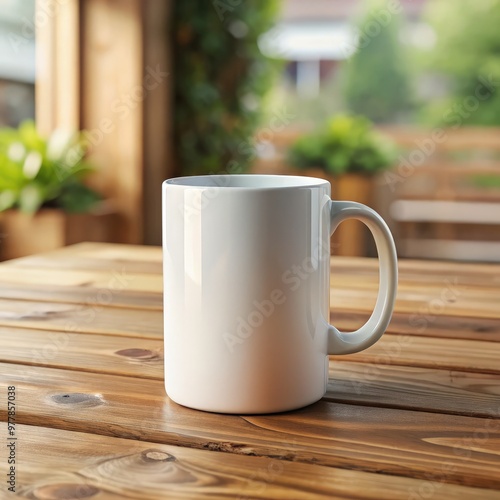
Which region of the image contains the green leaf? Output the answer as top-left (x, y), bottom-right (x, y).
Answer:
top-left (288, 114), bottom-right (396, 175)
top-left (0, 120), bottom-right (101, 213)
top-left (58, 183), bottom-right (102, 213)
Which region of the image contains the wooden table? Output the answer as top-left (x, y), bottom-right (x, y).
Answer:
top-left (1, 243), bottom-right (499, 499)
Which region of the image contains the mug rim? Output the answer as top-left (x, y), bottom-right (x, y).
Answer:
top-left (164, 174), bottom-right (330, 190)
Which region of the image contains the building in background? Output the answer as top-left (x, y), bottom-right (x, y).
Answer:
top-left (0, 0), bottom-right (35, 127)
top-left (260, 0), bottom-right (432, 123)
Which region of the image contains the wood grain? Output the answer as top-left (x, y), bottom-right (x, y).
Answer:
top-left (8, 253), bottom-right (163, 274)
top-left (2, 242), bottom-right (500, 496)
top-left (81, 0), bottom-right (144, 243)
top-left (3, 326), bottom-right (500, 423)
top-left (7, 425), bottom-right (499, 500)
top-left (7, 242), bottom-right (162, 273)
top-left (331, 255), bottom-right (500, 288)
top-left (331, 286), bottom-right (500, 320)
top-left (11, 241), bottom-right (499, 286)
top-left (0, 266), bottom-right (162, 293)
top-left (338, 333), bottom-right (500, 375)
top-left (0, 281), bottom-right (162, 310)
top-left (333, 311), bottom-right (500, 342)
top-left (0, 326), bottom-right (163, 378)
top-left (2, 303), bottom-right (499, 375)
top-left (0, 298), bottom-right (162, 338)
top-left (326, 362), bottom-right (500, 419)
top-left (2, 327), bottom-right (500, 419)
top-left (1, 362), bottom-right (500, 489)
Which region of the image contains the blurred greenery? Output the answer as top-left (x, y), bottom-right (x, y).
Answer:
top-left (472, 175), bottom-right (500, 189)
top-left (0, 121), bottom-right (101, 214)
top-left (172, 0), bottom-right (280, 175)
top-left (343, 0), bottom-right (413, 123)
top-left (422, 0), bottom-right (500, 126)
top-left (263, 69), bottom-right (345, 128)
top-left (288, 114), bottom-right (396, 176)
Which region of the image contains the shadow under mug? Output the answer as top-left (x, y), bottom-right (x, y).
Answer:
top-left (163, 174), bottom-right (398, 414)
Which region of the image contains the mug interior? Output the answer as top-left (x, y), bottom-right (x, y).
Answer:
top-left (165, 174), bottom-right (328, 189)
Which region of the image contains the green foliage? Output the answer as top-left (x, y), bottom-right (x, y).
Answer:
top-left (471, 174), bottom-right (500, 189)
top-left (0, 121), bottom-right (101, 214)
top-left (422, 0), bottom-right (500, 126)
top-left (172, 0), bottom-right (280, 175)
top-left (288, 114), bottom-right (396, 176)
top-left (343, 0), bottom-right (413, 123)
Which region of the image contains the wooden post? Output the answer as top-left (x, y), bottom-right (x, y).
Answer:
top-left (35, 0), bottom-right (174, 245)
top-left (143, 0), bottom-right (174, 245)
top-left (35, 0), bottom-right (80, 134)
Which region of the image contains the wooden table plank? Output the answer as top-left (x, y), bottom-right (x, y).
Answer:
top-left (334, 311), bottom-right (500, 342)
top-left (0, 266), bottom-right (162, 293)
top-left (2, 362), bottom-right (499, 490)
top-left (2, 264), bottom-right (497, 306)
top-left (0, 318), bottom-right (500, 374)
top-left (0, 287), bottom-right (500, 341)
top-left (7, 241), bottom-right (162, 261)
top-left (2, 255), bottom-right (500, 320)
top-left (0, 326), bottom-right (163, 378)
top-left (331, 288), bottom-right (500, 320)
top-left (0, 298), bottom-right (162, 338)
top-left (332, 281), bottom-right (500, 315)
top-left (10, 242), bottom-right (500, 288)
top-left (339, 333), bottom-right (500, 375)
top-left (7, 425), bottom-right (499, 500)
top-left (326, 362), bottom-right (500, 419)
top-left (8, 253), bottom-right (163, 275)
top-left (1, 243), bottom-right (500, 496)
top-left (0, 281), bottom-right (163, 310)
top-left (2, 327), bottom-right (500, 420)
top-left (332, 256), bottom-right (500, 288)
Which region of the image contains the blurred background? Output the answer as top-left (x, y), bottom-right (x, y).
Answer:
top-left (1, 0), bottom-right (499, 261)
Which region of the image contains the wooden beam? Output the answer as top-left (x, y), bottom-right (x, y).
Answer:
top-left (80, 0), bottom-right (144, 243)
top-left (142, 0), bottom-right (174, 245)
top-left (35, 0), bottom-right (80, 133)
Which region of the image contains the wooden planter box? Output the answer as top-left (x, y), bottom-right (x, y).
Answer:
top-left (0, 204), bottom-right (121, 261)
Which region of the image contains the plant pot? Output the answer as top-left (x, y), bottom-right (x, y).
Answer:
top-left (333, 173), bottom-right (373, 257)
top-left (0, 203), bottom-right (121, 261)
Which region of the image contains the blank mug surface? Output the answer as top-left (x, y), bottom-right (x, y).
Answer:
top-left (163, 175), bottom-right (397, 414)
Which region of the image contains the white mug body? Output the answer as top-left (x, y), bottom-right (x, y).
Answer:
top-left (163, 175), bottom-right (332, 413)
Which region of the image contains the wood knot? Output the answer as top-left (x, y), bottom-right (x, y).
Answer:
top-left (34, 483), bottom-right (99, 499)
top-left (141, 449), bottom-right (176, 462)
top-left (115, 348), bottom-right (162, 362)
top-left (50, 393), bottom-right (104, 408)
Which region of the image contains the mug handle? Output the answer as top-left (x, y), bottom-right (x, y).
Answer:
top-left (327, 200), bottom-right (398, 355)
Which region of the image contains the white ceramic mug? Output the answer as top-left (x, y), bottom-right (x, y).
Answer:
top-left (163, 174), bottom-right (397, 414)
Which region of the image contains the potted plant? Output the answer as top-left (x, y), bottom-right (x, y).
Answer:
top-left (288, 114), bottom-right (396, 255)
top-left (0, 121), bottom-right (116, 260)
